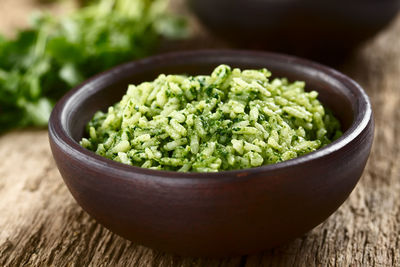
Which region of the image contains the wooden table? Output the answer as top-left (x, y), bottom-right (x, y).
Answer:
top-left (1, 1), bottom-right (400, 266)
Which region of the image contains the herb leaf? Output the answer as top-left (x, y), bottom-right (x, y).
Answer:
top-left (0, 0), bottom-right (186, 133)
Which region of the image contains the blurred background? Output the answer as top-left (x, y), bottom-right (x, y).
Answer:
top-left (2, 0), bottom-right (400, 58)
top-left (1, 0), bottom-right (399, 134)
top-left (188, 0), bottom-right (400, 64)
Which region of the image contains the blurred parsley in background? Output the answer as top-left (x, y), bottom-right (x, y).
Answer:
top-left (0, 0), bottom-right (186, 132)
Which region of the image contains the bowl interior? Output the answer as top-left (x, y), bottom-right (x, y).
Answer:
top-left (62, 51), bottom-right (356, 143)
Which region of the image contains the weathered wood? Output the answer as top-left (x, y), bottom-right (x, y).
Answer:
top-left (1, 1), bottom-right (400, 266)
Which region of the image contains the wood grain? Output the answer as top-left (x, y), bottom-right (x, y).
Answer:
top-left (1, 1), bottom-right (400, 266)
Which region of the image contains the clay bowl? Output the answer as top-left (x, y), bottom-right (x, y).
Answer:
top-left (48, 50), bottom-right (374, 257)
top-left (187, 0), bottom-right (400, 64)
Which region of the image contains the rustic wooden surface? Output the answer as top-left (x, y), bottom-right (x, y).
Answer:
top-left (1, 1), bottom-right (400, 266)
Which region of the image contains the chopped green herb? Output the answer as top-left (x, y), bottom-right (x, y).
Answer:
top-left (81, 65), bottom-right (342, 172)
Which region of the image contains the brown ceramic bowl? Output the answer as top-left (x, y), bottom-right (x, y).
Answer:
top-left (187, 0), bottom-right (400, 64)
top-left (48, 50), bottom-right (374, 257)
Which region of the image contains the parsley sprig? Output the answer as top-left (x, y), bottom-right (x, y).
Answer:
top-left (0, 0), bottom-right (186, 132)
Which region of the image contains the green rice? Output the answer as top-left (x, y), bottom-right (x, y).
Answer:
top-left (80, 65), bottom-right (342, 172)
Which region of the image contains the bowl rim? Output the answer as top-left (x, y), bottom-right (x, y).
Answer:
top-left (49, 49), bottom-right (372, 181)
